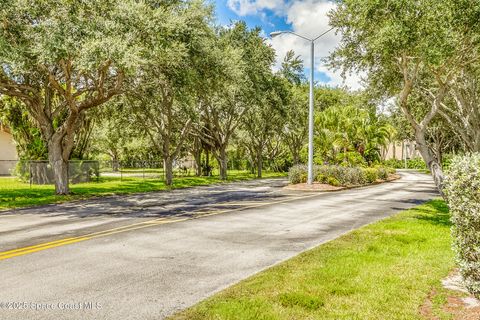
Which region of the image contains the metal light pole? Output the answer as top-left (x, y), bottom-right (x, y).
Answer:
top-left (270, 28), bottom-right (334, 184)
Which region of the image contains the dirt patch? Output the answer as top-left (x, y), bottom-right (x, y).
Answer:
top-left (386, 174), bottom-right (401, 182)
top-left (420, 289), bottom-right (438, 320)
top-left (420, 269), bottom-right (480, 319)
top-left (283, 182), bottom-right (345, 192)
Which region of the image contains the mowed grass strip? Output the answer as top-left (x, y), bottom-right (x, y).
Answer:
top-left (0, 171), bottom-right (286, 210)
top-left (170, 200), bottom-right (454, 320)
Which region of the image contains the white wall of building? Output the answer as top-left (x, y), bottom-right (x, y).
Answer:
top-left (381, 140), bottom-right (420, 161)
top-left (0, 129), bottom-right (18, 175)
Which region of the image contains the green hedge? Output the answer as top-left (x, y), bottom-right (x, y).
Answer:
top-left (289, 165), bottom-right (395, 186)
top-left (382, 155), bottom-right (455, 170)
top-left (382, 158), bottom-right (427, 170)
top-left (444, 153), bottom-right (480, 298)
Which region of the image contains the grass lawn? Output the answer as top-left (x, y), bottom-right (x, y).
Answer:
top-left (0, 170), bottom-right (286, 211)
top-left (170, 200), bottom-right (454, 320)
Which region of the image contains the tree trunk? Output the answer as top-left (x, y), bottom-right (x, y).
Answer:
top-left (193, 150), bottom-right (202, 176)
top-left (256, 150), bottom-right (262, 178)
top-left (474, 133), bottom-right (480, 152)
top-left (293, 154), bottom-right (300, 165)
top-left (415, 129), bottom-right (445, 196)
top-left (49, 140), bottom-right (70, 195)
top-left (217, 147), bottom-right (228, 180)
top-left (205, 150), bottom-right (210, 176)
top-left (112, 154), bottom-right (119, 172)
top-left (164, 156), bottom-right (173, 186)
top-left (291, 147), bottom-right (300, 165)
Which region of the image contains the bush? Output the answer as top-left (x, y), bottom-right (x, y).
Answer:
top-left (289, 165), bottom-right (308, 184)
top-left (363, 168), bottom-right (379, 183)
top-left (335, 152), bottom-right (367, 167)
top-left (444, 153), bottom-right (480, 298)
top-left (382, 158), bottom-right (427, 170)
top-left (316, 173), bottom-right (328, 184)
top-left (341, 166), bottom-right (367, 185)
top-left (327, 177), bottom-right (340, 186)
top-left (288, 164), bottom-right (394, 186)
top-left (382, 156), bottom-right (454, 171)
top-left (374, 166), bottom-right (390, 180)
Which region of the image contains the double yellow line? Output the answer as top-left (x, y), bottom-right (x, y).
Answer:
top-left (0, 217), bottom-right (187, 261)
top-left (0, 193), bottom-right (321, 261)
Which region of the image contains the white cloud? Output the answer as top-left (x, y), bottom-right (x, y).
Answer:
top-left (228, 0), bottom-right (364, 90)
top-left (227, 0), bottom-right (286, 16)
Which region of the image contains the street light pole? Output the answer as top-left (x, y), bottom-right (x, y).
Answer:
top-left (270, 28), bottom-right (334, 185)
top-left (308, 40), bottom-right (314, 184)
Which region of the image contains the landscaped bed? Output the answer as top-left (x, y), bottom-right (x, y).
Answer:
top-left (287, 164), bottom-right (398, 190)
top-left (169, 200), bottom-right (459, 320)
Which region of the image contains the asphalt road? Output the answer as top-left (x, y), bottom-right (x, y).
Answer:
top-left (0, 170), bottom-right (438, 320)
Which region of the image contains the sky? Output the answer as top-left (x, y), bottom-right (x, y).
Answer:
top-left (212, 0), bottom-right (363, 90)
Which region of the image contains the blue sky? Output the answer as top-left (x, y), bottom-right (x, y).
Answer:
top-left (214, 1), bottom-right (291, 36)
top-left (210, 0), bottom-right (358, 87)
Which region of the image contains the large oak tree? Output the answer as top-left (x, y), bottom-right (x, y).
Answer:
top-left (0, 0), bottom-right (143, 194)
top-left (329, 0), bottom-right (480, 194)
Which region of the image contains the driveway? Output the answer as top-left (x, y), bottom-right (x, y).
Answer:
top-left (0, 170), bottom-right (438, 319)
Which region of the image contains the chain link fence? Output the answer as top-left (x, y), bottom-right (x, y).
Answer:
top-left (0, 159), bottom-right (197, 188)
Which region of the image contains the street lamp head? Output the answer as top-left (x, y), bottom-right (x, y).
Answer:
top-left (270, 31), bottom-right (284, 38)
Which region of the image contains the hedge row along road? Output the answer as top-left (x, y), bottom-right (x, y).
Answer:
top-left (0, 170), bottom-right (438, 320)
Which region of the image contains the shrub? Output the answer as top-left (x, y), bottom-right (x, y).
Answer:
top-left (289, 164), bottom-right (394, 186)
top-left (316, 165), bottom-right (342, 183)
top-left (363, 168), bottom-right (379, 183)
top-left (382, 158), bottom-right (427, 170)
top-left (337, 166), bottom-right (366, 185)
top-left (289, 165), bottom-right (308, 184)
top-left (336, 152), bottom-right (367, 167)
top-left (327, 177), bottom-right (340, 187)
top-left (408, 157), bottom-right (428, 169)
top-left (386, 167), bottom-right (396, 175)
top-left (374, 166), bottom-right (389, 180)
top-left (316, 173), bottom-right (328, 184)
top-left (444, 153), bottom-right (480, 298)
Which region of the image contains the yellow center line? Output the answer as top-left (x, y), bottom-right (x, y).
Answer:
top-left (0, 237), bottom-right (79, 257)
top-left (0, 237), bottom-right (91, 260)
top-left (0, 192), bottom-right (322, 261)
top-left (86, 218), bottom-right (189, 239)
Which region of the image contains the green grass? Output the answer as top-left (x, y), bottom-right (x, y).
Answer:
top-left (170, 200), bottom-right (454, 320)
top-left (0, 170), bottom-right (286, 211)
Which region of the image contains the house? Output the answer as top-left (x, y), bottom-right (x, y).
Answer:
top-left (0, 123), bottom-right (18, 175)
top-left (381, 140), bottom-right (420, 161)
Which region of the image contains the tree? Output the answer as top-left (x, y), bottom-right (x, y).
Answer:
top-left (282, 84), bottom-right (308, 165)
top-left (0, 97), bottom-right (47, 160)
top-left (438, 64), bottom-right (480, 152)
top-left (0, 0), bottom-right (142, 194)
top-left (197, 22), bottom-right (274, 180)
top-left (279, 52), bottom-right (308, 165)
top-left (241, 74), bottom-right (287, 178)
top-left (279, 50), bottom-right (306, 85)
top-left (315, 104), bottom-right (392, 165)
top-left (127, 0), bottom-right (213, 185)
top-left (329, 0), bottom-right (480, 194)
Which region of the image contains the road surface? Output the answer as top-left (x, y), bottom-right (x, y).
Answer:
top-left (0, 170), bottom-right (437, 319)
